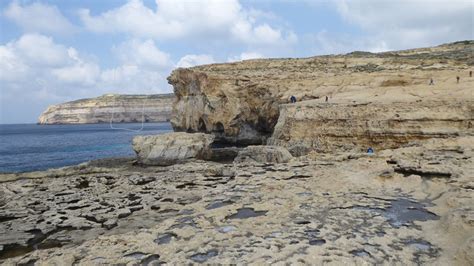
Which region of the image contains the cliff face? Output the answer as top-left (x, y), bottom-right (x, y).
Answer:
top-left (38, 94), bottom-right (174, 124)
top-left (168, 41), bottom-right (473, 149)
top-left (268, 101), bottom-right (472, 155)
top-left (168, 69), bottom-right (279, 145)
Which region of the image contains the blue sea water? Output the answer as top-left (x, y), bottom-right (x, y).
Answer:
top-left (0, 123), bottom-right (173, 173)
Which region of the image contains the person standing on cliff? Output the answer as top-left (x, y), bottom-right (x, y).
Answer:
top-left (325, 96), bottom-right (328, 102)
top-left (470, 71), bottom-right (472, 77)
top-left (290, 95), bottom-right (297, 103)
top-left (429, 78), bottom-right (434, 85)
top-left (457, 76), bottom-right (460, 83)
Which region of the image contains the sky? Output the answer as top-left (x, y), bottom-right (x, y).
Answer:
top-left (0, 0), bottom-right (472, 124)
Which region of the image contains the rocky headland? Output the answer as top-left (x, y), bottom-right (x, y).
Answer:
top-left (38, 94), bottom-right (174, 124)
top-left (1, 41), bottom-right (473, 265)
top-left (169, 40), bottom-right (472, 149)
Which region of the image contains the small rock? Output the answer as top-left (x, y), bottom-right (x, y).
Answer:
top-left (218, 225), bottom-right (237, 233)
top-left (103, 219), bottom-right (118, 229)
top-left (128, 175), bottom-right (155, 185)
top-left (117, 208), bottom-right (132, 218)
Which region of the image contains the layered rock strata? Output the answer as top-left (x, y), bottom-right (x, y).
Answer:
top-left (38, 94), bottom-right (174, 124)
top-left (168, 41), bottom-right (473, 149)
top-left (268, 100), bottom-right (473, 154)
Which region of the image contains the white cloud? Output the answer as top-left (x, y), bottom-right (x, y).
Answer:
top-left (228, 51), bottom-right (264, 62)
top-left (3, 1), bottom-right (75, 34)
top-left (335, 0), bottom-right (474, 50)
top-left (0, 33), bottom-right (175, 123)
top-left (0, 34), bottom-right (98, 83)
top-left (52, 57), bottom-right (100, 86)
top-left (113, 39), bottom-right (171, 69)
top-left (14, 34), bottom-right (71, 67)
top-left (79, 0), bottom-right (297, 46)
top-left (0, 44), bottom-right (28, 81)
top-left (100, 65), bottom-right (168, 95)
top-left (176, 54), bottom-right (215, 68)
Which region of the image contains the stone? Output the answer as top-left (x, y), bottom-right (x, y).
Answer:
top-left (59, 217), bottom-right (97, 230)
top-left (133, 132), bottom-right (215, 166)
top-left (117, 208), bottom-right (132, 219)
top-left (234, 146), bottom-right (293, 164)
top-left (103, 219), bottom-right (118, 230)
top-left (38, 94), bottom-right (174, 124)
top-left (128, 175), bottom-right (155, 185)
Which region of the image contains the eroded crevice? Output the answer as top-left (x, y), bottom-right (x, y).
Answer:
top-left (394, 168), bottom-right (452, 179)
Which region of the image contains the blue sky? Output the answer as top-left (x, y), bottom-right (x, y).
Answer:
top-left (0, 0), bottom-right (472, 123)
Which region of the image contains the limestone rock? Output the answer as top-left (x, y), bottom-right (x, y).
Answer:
top-left (132, 132), bottom-right (215, 165)
top-left (38, 94), bottom-right (174, 124)
top-left (234, 145), bottom-right (293, 164)
top-left (268, 100), bottom-right (473, 153)
top-left (168, 41), bottom-right (473, 150)
top-left (0, 136), bottom-right (472, 264)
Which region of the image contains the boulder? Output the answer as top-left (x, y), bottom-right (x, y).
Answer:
top-left (133, 132), bottom-right (215, 166)
top-left (234, 146), bottom-right (293, 164)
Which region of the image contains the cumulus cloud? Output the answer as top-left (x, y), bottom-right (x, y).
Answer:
top-left (101, 39), bottom-right (174, 93)
top-left (0, 34), bottom-right (175, 123)
top-left (13, 34), bottom-right (71, 67)
top-left (113, 39), bottom-right (172, 69)
top-left (335, 0), bottom-right (473, 50)
top-left (176, 54), bottom-right (215, 68)
top-left (0, 34), bottom-right (98, 83)
top-left (0, 33), bottom-right (101, 123)
top-left (79, 0), bottom-right (297, 46)
top-left (0, 44), bottom-right (28, 81)
top-left (3, 1), bottom-right (76, 34)
top-left (52, 48), bottom-right (100, 86)
top-left (99, 64), bottom-right (169, 96)
top-left (228, 51), bottom-right (264, 62)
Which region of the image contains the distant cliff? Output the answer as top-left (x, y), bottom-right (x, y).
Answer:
top-left (38, 94), bottom-right (174, 124)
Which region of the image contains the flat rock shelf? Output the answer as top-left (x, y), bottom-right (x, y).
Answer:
top-left (0, 136), bottom-right (472, 265)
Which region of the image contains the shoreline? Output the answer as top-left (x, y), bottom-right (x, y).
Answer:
top-left (1, 136), bottom-right (472, 264)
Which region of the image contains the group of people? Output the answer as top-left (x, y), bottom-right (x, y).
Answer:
top-left (430, 70), bottom-right (471, 85)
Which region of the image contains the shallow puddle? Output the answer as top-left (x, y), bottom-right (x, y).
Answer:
top-left (226, 208), bottom-right (267, 219)
top-left (189, 249), bottom-right (218, 263)
top-left (309, 239), bottom-right (326, 246)
top-left (350, 249), bottom-right (371, 257)
top-left (348, 197), bottom-right (439, 228)
top-left (124, 252), bottom-right (147, 259)
top-left (205, 200), bottom-right (234, 210)
top-left (384, 198), bottom-right (439, 228)
top-left (154, 232), bottom-right (177, 245)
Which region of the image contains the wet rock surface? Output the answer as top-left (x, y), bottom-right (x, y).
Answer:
top-left (0, 137), bottom-right (473, 265)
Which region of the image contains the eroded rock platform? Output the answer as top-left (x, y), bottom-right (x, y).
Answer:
top-left (1, 137), bottom-right (472, 265)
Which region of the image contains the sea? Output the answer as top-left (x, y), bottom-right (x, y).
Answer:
top-left (0, 123), bottom-right (173, 173)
